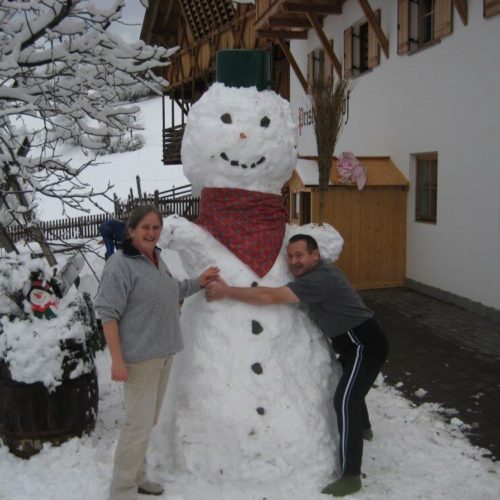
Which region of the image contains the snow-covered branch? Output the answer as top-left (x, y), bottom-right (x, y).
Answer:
top-left (0, 0), bottom-right (173, 237)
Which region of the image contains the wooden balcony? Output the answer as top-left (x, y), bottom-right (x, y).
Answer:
top-left (255, 0), bottom-right (345, 39)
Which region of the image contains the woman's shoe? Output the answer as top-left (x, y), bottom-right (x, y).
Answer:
top-left (138, 480), bottom-right (164, 496)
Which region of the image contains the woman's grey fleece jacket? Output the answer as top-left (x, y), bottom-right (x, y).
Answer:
top-left (94, 241), bottom-right (200, 363)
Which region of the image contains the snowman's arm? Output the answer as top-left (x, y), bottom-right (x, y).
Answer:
top-left (159, 214), bottom-right (217, 275)
top-left (285, 223), bottom-right (344, 262)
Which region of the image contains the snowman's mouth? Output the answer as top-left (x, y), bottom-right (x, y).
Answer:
top-left (220, 152), bottom-right (266, 169)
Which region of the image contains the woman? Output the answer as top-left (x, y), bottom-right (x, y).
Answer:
top-left (94, 205), bottom-right (219, 500)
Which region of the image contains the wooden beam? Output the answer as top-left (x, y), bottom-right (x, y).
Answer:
top-left (1, 179), bottom-right (56, 266)
top-left (281, 1), bottom-right (342, 15)
top-left (255, 0), bottom-right (283, 30)
top-left (451, 0), bottom-right (468, 25)
top-left (267, 16), bottom-right (311, 28)
top-left (0, 223), bottom-right (18, 254)
top-left (357, 0), bottom-right (389, 59)
top-left (231, 8), bottom-right (249, 48)
top-left (140, 0), bottom-right (163, 43)
top-left (161, 0), bottom-right (176, 32)
top-left (306, 13), bottom-right (342, 78)
top-left (277, 39), bottom-right (308, 93)
top-left (257, 29), bottom-right (308, 39)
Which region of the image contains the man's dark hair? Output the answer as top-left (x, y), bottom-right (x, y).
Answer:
top-left (288, 234), bottom-right (319, 253)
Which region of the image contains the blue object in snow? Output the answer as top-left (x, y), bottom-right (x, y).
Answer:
top-left (99, 219), bottom-right (126, 260)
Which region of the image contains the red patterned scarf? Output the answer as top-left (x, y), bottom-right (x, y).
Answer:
top-left (195, 187), bottom-right (287, 277)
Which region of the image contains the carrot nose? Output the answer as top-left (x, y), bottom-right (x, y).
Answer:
top-left (240, 132), bottom-right (247, 139)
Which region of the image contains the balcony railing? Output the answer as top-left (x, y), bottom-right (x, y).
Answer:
top-left (162, 123), bottom-right (185, 165)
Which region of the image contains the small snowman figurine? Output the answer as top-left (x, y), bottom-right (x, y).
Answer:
top-left (27, 275), bottom-right (59, 319)
top-left (158, 50), bottom-right (344, 485)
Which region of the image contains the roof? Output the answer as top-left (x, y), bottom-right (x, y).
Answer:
top-left (294, 156), bottom-right (409, 188)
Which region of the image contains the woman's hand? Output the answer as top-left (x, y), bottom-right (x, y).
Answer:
top-left (102, 320), bottom-right (128, 381)
top-left (111, 358), bottom-right (128, 381)
top-left (205, 276), bottom-right (229, 301)
top-left (199, 266), bottom-right (220, 288)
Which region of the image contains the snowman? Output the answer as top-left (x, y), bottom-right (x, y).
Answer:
top-left (157, 52), bottom-right (344, 485)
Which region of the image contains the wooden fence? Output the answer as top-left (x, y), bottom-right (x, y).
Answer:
top-left (6, 197), bottom-right (200, 243)
top-left (114, 195), bottom-right (200, 222)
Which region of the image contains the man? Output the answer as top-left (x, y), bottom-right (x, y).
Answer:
top-left (206, 234), bottom-right (389, 497)
top-left (99, 219), bottom-right (126, 260)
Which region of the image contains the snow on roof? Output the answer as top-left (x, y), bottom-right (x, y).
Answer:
top-left (295, 158), bottom-right (319, 185)
top-left (294, 156), bottom-right (409, 187)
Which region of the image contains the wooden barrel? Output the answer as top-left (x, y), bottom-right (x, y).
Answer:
top-left (0, 354), bottom-right (99, 459)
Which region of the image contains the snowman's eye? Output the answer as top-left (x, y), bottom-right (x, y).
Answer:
top-left (221, 113), bottom-right (232, 124)
top-left (260, 116), bottom-right (270, 128)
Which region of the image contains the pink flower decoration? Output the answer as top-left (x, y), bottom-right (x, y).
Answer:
top-left (336, 152), bottom-right (367, 190)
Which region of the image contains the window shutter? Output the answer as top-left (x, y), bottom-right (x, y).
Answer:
top-left (368, 9), bottom-right (381, 69)
top-left (434, 0), bottom-right (453, 39)
top-left (324, 40), bottom-right (334, 80)
top-left (344, 27), bottom-right (353, 78)
top-left (307, 51), bottom-right (314, 88)
top-left (484, 0), bottom-right (500, 18)
top-left (397, 0), bottom-right (410, 55)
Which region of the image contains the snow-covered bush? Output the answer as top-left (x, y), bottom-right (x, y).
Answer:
top-left (86, 133), bottom-right (145, 156)
top-left (0, 253), bottom-right (100, 390)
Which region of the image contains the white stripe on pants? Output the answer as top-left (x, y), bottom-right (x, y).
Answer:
top-left (340, 330), bottom-right (363, 474)
top-left (109, 356), bottom-right (173, 500)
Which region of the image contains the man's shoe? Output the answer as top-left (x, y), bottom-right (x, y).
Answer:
top-left (363, 428), bottom-right (373, 441)
top-left (321, 474), bottom-right (362, 497)
top-left (138, 480), bottom-right (164, 496)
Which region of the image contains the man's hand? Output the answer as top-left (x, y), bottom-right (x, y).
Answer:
top-left (206, 277), bottom-right (300, 305)
top-left (205, 276), bottom-right (229, 301)
top-left (199, 266), bottom-right (220, 288)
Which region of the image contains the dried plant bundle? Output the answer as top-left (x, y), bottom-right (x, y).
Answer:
top-left (309, 76), bottom-right (352, 224)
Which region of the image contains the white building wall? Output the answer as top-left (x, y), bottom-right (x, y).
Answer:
top-left (289, 0), bottom-right (500, 310)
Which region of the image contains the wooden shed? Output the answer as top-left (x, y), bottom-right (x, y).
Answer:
top-left (287, 156), bottom-right (409, 290)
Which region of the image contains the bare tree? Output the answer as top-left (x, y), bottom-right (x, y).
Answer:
top-left (0, 0), bottom-right (174, 255)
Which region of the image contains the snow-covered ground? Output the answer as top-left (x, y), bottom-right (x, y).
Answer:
top-left (0, 245), bottom-right (499, 500)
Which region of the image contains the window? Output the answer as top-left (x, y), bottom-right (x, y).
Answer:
top-left (291, 192), bottom-right (300, 220)
top-left (344, 10), bottom-right (381, 78)
top-left (290, 192), bottom-right (311, 224)
top-left (415, 153), bottom-right (438, 223)
top-left (307, 40), bottom-right (334, 86)
top-left (418, 0), bottom-right (435, 46)
top-left (300, 192), bottom-right (312, 225)
top-left (398, 0), bottom-right (452, 55)
top-left (358, 22), bottom-right (369, 74)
